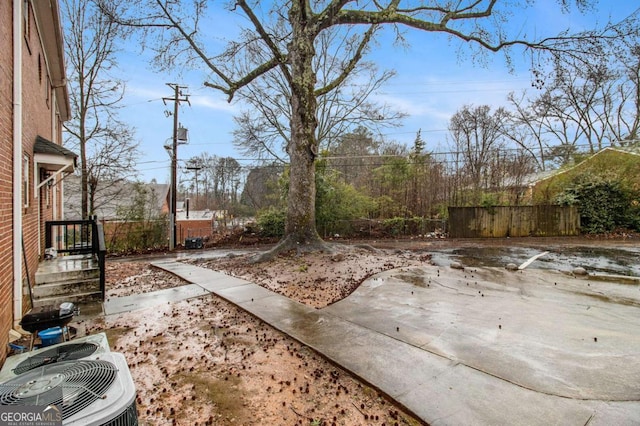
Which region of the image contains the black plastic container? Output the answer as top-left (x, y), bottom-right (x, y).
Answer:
top-left (20, 303), bottom-right (75, 334)
top-left (185, 237), bottom-right (203, 249)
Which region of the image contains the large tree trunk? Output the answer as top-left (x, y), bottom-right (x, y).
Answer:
top-left (284, 2), bottom-right (325, 245)
top-left (252, 1), bottom-right (329, 261)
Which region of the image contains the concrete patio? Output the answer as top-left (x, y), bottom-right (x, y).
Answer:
top-left (103, 255), bottom-right (640, 425)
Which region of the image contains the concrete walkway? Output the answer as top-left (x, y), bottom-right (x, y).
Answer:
top-left (105, 260), bottom-right (640, 426)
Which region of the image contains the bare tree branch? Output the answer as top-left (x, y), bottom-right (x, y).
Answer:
top-left (315, 26), bottom-right (376, 97)
top-left (63, 0), bottom-right (139, 218)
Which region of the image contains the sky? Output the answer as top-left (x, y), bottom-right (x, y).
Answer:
top-left (109, 0), bottom-right (638, 184)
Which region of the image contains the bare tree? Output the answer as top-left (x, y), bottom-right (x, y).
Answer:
top-left (98, 0), bottom-right (638, 258)
top-left (183, 153), bottom-right (244, 216)
top-left (190, 152), bottom-right (218, 208)
top-left (504, 92), bottom-right (549, 170)
top-left (407, 130), bottom-right (447, 217)
top-left (62, 0), bottom-right (138, 219)
top-left (536, 62), bottom-right (615, 153)
top-left (505, 40), bottom-right (640, 167)
top-left (326, 126), bottom-right (381, 190)
top-left (85, 124), bottom-right (138, 215)
top-left (241, 163), bottom-right (285, 212)
top-left (449, 105), bottom-right (508, 195)
top-left (604, 44), bottom-right (640, 145)
top-left (506, 89), bottom-right (588, 167)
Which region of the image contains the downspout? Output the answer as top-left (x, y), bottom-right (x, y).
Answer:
top-left (13, 0), bottom-right (24, 325)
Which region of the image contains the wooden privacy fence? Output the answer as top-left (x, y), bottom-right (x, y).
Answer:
top-left (448, 205), bottom-right (580, 238)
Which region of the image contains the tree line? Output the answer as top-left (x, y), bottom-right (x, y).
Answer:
top-left (62, 0), bottom-right (640, 253)
top-left (184, 36), bottom-right (640, 223)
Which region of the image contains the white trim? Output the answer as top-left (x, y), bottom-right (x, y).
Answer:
top-left (58, 168), bottom-right (63, 219)
top-left (23, 153), bottom-right (29, 208)
top-left (13, 0), bottom-right (24, 326)
top-left (35, 162), bottom-right (72, 191)
top-left (30, 0), bottom-right (69, 121)
top-left (33, 152), bottom-right (74, 169)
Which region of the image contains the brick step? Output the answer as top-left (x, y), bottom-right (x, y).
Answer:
top-left (32, 277), bottom-right (101, 299)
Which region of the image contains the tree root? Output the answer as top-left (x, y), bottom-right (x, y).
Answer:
top-left (249, 234), bottom-right (336, 263)
top-left (352, 243), bottom-right (378, 252)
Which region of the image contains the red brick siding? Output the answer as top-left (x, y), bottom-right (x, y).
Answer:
top-left (22, 0), bottom-right (64, 288)
top-left (0, 1), bottom-right (67, 363)
top-left (177, 219), bottom-right (214, 242)
top-left (22, 0), bottom-right (48, 323)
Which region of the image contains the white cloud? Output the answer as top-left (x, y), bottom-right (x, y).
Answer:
top-left (126, 84), bottom-right (167, 102)
top-left (189, 94), bottom-right (239, 114)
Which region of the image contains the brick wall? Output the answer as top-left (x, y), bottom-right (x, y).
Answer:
top-left (0, 1), bottom-right (66, 364)
top-left (23, 0), bottom-right (65, 284)
top-left (22, 0), bottom-right (50, 321)
top-left (0, 0), bottom-right (14, 365)
top-left (177, 219), bottom-right (214, 242)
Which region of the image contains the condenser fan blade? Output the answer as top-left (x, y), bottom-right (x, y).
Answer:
top-left (12, 343), bottom-right (99, 375)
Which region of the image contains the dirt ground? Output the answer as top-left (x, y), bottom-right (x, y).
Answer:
top-left (12, 235), bottom-right (637, 424)
top-left (76, 246), bottom-right (433, 425)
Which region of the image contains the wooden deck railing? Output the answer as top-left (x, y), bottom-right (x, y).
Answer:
top-left (45, 218), bottom-right (107, 299)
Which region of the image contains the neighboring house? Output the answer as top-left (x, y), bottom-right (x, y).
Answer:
top-left (0, 0), bottom-right (73, 363)
top-left (175, 208), bottom-right (216, 242)
top-left (63, 174), bottom-right (169, 220)
top-left (64, 175), bottom-right (234, 246)
top-left (170, 201), bottom-right (229, 243)
top-left (504, 168), bottom-right (563, 205)
top-left (64, 176), bottom-right (171, 250)
top-left (531, 147), bottom-right (640, 203)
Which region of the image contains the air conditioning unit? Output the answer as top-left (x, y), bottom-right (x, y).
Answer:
top-left (0, 332), bottom-right (111, 383)
top-left (0, 352), bottom-right (138, 426)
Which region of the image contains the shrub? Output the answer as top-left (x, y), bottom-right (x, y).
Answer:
top-left (315, 163), bottom-right (375, 236)
top-left (381, 216), bottom-right (438, 236)
top-left (381, 217), bottom-right (407, 236)
top-left (256, 207), bottom-right (286, 237)
top-left (556, 177), bottom-right (639, 234)
top-left (105, 218), bottom-right (168, 253)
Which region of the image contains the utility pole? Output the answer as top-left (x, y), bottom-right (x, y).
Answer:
top-left (186, 161), bottom-right (202, 208)
top-left (163, 83), bottom-right (190, 250)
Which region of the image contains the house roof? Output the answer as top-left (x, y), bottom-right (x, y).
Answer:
top-left (515, 168), bottom-right (563, 188)
top-left (32, 0), bottom-right (70, 121)
top-left (63, 175), bottom-right (170, 220)
top-left (528, 146), bottom-right (640, 203)
top-left (532, 146), bottom-right (640, 186)
top-left (176, 210), bottom-right (216, 221)
top-left (34, 135), bottom-right (77, 173)
top-left (34, 136), bottom-right (77, 158)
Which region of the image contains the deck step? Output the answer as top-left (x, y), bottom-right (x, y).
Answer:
top-left (36, 255), bottom-right (100, 285)
top-left (32, 278), bottom-right (101, 299)
top-left (33, 255), bottom-right (103, 309)
top-left (32, 291), bottom-right (103, 309)
top-left (35, 269), bottom-right (99, 285)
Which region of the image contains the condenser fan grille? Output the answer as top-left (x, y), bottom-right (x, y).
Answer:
top-left (0, 360), bottom-right (117, 420)
top-left (13, 343), bottom-right (99, 375)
